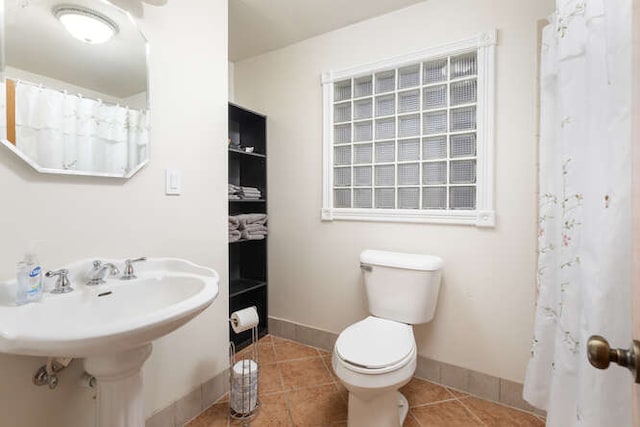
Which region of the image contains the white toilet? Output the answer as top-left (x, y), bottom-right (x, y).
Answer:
top-left (332, 250), bottom-right (443, 427)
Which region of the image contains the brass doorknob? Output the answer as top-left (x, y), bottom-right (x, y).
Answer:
top-left (587, 335), bottom-right (640, 383)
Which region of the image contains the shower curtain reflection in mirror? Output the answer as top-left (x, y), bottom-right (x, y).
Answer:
top-left (3, 79), bottom-right (149, 176)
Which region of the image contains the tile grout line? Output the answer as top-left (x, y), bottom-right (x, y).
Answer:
top-left (408, 410), bottom-right (425, 427)
top-left (276, 355), bottom-right (326, 363)
top-left (456, 396), bottom-right (488, 427)
top-left (274, 334), bottom-right (333, 355)
top-left (409, 396), bottom-right (461, 409)
top-left (272, 336), bottom-right (297, 426)
top-left (322, 351), bottom-right (347, 406)
top-left (456, 385), bottom-right (544, 423)
top-left (444, 386), bottom-right (461, 401)
top-left (320, 349), bottom-right (350, 405)
top-left (234, 335), bottom-right (274, 427)
top-left (421, 377), bottom-right (543, 420)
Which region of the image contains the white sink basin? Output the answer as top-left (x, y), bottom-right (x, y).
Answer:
top-left (0, 258), bottom-right (219, 357)
top-left (0, 257), bottom-right (219, 427)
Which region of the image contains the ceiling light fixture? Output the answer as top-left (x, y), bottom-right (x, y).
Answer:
top-left (53, 6), bottom-right (118, 44)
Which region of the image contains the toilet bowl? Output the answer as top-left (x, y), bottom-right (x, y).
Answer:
top-left (333, 250), bottom-right (443, 427)
top-left (333, 316), bottom-right (416, 427)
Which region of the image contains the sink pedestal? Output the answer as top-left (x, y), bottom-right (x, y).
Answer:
top-left (84, 344), bottom-right (153, 427)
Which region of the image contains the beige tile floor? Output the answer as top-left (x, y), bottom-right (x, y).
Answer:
top-left (188, 335), bottom-right (544, 427)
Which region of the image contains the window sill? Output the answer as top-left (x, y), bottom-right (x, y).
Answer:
top-left (321, 208), bottom-right (495, 227)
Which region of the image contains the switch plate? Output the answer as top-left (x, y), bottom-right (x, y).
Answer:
top-left (165, 169), bottom-right (182, 195)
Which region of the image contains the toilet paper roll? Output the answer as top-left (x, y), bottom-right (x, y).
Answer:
top-left (232, 360), bottom-right (258, 381)
top-left (230, 359), bottom-right (259, 414)
top-left (230, 306), bottom-right (259, 334)
top-left (230, 388), bottom-right (258, 414)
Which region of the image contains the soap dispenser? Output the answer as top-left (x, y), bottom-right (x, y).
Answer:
top-left (16, 246), bottom-right (43, 305)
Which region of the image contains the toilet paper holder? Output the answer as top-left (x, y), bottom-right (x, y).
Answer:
top-left (228, 308), bottom-right (260, 424)
top-left (230, 306), bottom-right (260, 334)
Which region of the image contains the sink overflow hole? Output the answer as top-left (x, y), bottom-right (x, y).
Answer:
top-left (98, 291), bottom-right (113, 297)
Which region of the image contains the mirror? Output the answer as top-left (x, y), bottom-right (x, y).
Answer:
top-left (0, 0), bottom-right (149, 178)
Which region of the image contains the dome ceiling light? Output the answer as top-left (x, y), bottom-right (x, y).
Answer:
top-left (54, 6), bottom-right (119, 44)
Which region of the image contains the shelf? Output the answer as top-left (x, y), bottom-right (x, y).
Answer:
top-left (228, 103), bottom-right (268, 349)
top-left (229, 237), bottom-right (267, 244)
top-left (229, 147), bottom-right (266, 158)
top-left (230, 279), bottom-right (267, 298)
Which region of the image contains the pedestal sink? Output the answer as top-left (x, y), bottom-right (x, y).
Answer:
top-left (0, 258), bottom-right (219, 427)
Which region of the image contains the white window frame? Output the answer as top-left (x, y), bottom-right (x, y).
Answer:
top-left (321, 31), bottom-right (496, 227)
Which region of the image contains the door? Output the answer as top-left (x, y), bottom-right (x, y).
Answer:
top-left (634, 0), bottom-right (640, 424)
top-left (586, 2), bottom-right (640, 424)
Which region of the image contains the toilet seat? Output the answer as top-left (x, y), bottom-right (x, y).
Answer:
top-left (335, 316), bottom-right (415, 374)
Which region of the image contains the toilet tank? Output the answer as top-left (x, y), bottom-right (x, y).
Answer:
top-left (360, 250), bottom-right (443, 325)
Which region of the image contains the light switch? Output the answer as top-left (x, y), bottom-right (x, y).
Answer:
top-left (165, 169), bottom-right (182, 195)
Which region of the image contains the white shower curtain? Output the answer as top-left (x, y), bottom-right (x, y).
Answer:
top-left (523, 0), bottom-right (632, 425)
top-left (14, 82), bottom-right (149, 175)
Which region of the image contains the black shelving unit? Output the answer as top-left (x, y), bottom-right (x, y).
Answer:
top-left (229, 103), bottom-right (268, 349)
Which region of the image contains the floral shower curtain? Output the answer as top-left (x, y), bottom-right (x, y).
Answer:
top-left (14, 81), bottom-right (149, 175)
top-left (523, 0), bottom-right (633, 425)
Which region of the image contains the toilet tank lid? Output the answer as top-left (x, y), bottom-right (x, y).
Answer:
top-left (360, 250), bottom-right (443, 271)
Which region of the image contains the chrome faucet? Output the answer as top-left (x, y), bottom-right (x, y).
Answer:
top-left (120, 257), bottom-right (147, 280)
top-left (87, 260), bottom-right (120, 286)
top-left (46, 269), bottom-right (73, 294)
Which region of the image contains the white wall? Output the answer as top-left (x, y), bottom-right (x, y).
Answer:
top-left (121, 90), bottom-right (148, 110)
top-left (5, 66), bottom-right (123, 105)
top-left (234, 0), bottom-right (553, 383)
top-left (0, 0), bottom-right (228, 425)
top-left (228, 61), bottom-right (235, 102)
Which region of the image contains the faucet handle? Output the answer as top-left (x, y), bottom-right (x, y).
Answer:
top-left (121, 257), bottom-right (147, 281)
top-left (46, 269), bottom-right (73, 294)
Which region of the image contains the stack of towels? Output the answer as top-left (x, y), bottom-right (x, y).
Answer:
top-left (229, 214), bottom-right (268, 242)
top-left (240, 186), bottom-right (262, 200)
top-left (228, 184), bottom-right (242, 200)
top-left (228, 184), bottom-right (262, 200)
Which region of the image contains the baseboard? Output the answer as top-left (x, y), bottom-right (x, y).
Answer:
top-left (269, 316), bottom-right (545, 417)
top-left (145, 368), bottom-right (228, 427)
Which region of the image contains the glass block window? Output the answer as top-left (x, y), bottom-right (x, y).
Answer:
top-left (329, 55), bottom-right (479, 210)
top-left (322, 32), bottom-right (496, 226)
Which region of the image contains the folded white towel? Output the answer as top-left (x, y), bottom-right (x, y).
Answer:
top-left (229, 229), bottom-right (241, 242)
top-left (241, 229), bottom-right (267, 239)
top-left (235, 213), bottom-right (267, 227)
top-left (240, 231), bottom-right (266, 241)
top-left (229, 216), bottom-right (240, 228)
top-left (243, 224), bottom-right (267, 233)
